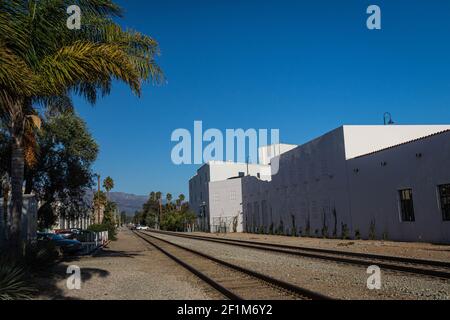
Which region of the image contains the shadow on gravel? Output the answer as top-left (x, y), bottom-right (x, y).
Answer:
top-left (93, 249), bottom-right (142, 258)
top-left (33, 260), bottom-right (111, 300)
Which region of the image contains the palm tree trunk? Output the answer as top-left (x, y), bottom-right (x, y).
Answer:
top-left (9, 106), bottom-right (25, 252)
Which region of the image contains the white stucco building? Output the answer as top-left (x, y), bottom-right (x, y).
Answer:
top-left (189, 144), bottom-right (297, 232)
top-left (189, 124), bottom-right (450, 243)
top-left (241, 125), bottom-right (450, 243)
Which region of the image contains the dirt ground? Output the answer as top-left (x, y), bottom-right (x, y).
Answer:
top-left (191, 232), bottom-right (450, 262)
top-left (34, 229), bottom-right (222, 300)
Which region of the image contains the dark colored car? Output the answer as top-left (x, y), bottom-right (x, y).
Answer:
top-left (37, 232), bottom-right (82, 254)
top-left (54, 229), bottom-right (76, 239)
top-left (73, 230), bottom-right (95, 242)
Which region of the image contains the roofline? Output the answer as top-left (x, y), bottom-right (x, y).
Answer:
top-left (351, 129), bottom-right (450, 159)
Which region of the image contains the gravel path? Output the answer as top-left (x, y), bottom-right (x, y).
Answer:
top-left (191, 232), bottom-right (450, 262)
top-left (150, 232), bottom-right (450, 300)
top-left (35, 229), bottom-right (223, 300)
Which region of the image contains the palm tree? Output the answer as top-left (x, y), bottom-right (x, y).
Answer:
top-left (166, 193), bottom-right (172, 203)
top-left (176, 194), bottom-right (185, 211)
top-left (0, 1), bottom-right (163, 249)
top-left (155, 191), bottom-right (162, 227)
top-left (103, 176), bottom-right (114, 199)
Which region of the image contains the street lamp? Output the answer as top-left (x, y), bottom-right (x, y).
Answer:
top-left (384, 112), bottom-right (394, 125)
top-left (94, 173), bottom-right (101, 224)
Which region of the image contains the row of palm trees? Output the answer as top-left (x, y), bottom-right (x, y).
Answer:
top-left (0, 1), bottom-right (163, 251)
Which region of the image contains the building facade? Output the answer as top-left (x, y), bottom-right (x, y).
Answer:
top-left (189, 144), bottom-right (297, 232)
top-left (241, 125), bottom-right (450, 243)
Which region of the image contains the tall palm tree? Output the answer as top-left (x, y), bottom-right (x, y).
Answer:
top-left (176, 194), bottom-right (185, 211)
top-left (103, 176), bottom-right (114, 199)
top-left (166, 193), bottom-right (172, 204)
top-left (0, 0), bottom-right (163, 249)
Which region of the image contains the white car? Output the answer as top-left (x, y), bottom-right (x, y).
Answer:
top-left (136, 225), bottom-right (150, 231)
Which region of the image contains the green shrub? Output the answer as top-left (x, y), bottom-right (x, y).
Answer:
top-left (291, 215), bottom-right (297, 237)
top-left (322, 225), bottom-right (329, 238)
top-left (24, 241), bottom-right (60, 273)
top-left (88, 223), bottom-right (117, 241)
top-left (268, 223), bottom-right (274, 235)
top-left (232, 216), bottom-right (238, 233)
top-left (161, 210), bottom-right (197, 232)
top-left (277, 220), bottom-right (284, 235)
top-left (355, 229), bottom-right (361, 240)
top-left (0, 257), bottom-right (35, 300)
top-left (341, 223), bottom-right (350, 240)
top-left (291, 227), bottom-right (297, 237)
top-left (305, 217), bottom-right (311, 237)
top-left (369, 220), bottom-right (376, 240)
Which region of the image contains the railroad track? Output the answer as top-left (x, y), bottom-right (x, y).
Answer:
top-left (133, 231), bottom-right (332, 300)
top-left (145, 229), bottom-right (450, 280)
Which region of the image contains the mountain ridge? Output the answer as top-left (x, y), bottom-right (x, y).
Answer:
top-left (85, 190), bottom-right (148, 216)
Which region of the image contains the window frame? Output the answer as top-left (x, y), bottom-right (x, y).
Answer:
top-left (398, 188), bottom-right (416, 222)
top-left (437, 184), bottom-right (450, 222)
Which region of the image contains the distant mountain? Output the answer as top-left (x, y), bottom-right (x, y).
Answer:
top-left (108, 192), bottom-right (148, 215)
top-left (85, 190), bottom-right (148, 216)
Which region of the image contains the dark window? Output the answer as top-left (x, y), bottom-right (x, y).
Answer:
top-left (438, 184), bottom-right (450, 221)
top-left (238, 172), bottom-right (245, 177)
top-left (399, 189), bottom-right (415, 222)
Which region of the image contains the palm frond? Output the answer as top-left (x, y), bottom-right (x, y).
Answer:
top-left (0, 258), bottom-right (35, 300)
top-left (0, 45), bottom-right (36, 97)
top-left (37, 41), bottom-right (141, 96)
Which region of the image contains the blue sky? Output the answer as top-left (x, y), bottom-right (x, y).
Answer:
top-left (74, 0), bottom-right (450, 197)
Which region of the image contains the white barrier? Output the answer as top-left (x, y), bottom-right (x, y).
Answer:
top-left (80, 231), bottom-right (109, 254)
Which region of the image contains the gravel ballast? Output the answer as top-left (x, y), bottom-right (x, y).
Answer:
top-left (151, 232), bottom-right (450, 300)
top-left (191, 232), bottom-right (450, 262)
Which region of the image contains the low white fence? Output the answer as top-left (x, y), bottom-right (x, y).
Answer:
top-left (79, 231), bottom-right (109, 255)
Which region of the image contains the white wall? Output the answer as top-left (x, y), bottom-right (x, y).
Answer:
top-left (209, 161), bottom-right (271, 182)
top-left (259, 144), bottom-right (298, 165)
top-left (242, 126), bottom-right (450, 243)
top-left (189, 162), bottom-right (271, 231)
top-left (348, 130), bottom-right (450, 243)
top-left (343, 125), bottom-right (450, 159)
top-left (243, 127), bottom-right (351, 237)
top-left (209, 179), bottom-right (244, 232)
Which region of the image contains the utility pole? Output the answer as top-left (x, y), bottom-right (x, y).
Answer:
top-left (96, 174), bottom-right (101, 224)
top-left (158, 197), bottom-right (163, 230)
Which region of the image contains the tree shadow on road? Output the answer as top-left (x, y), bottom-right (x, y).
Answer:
top-left (92, 249), bottom-right (143, 258)
top-left (33, 262), bottom-right (111, 300)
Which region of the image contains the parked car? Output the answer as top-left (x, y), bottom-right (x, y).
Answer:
top-left (136, 225), bottom-right (150, 231)
top-left (54, 229), bottom-right (76, 239)
top-left (73, 230), bottom-right (95, 242)
top-left (37, 232), bottom-right (82, 254)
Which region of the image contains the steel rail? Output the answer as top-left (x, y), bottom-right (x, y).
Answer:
top-left (134, 231), bottom-right (332, 300)
top-left (146, 229), bottom-right (450, 280)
